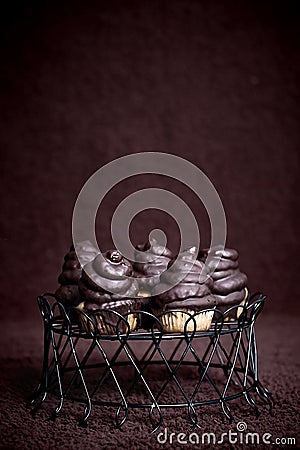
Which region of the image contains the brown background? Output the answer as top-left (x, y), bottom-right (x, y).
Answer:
top-left (1, 0), bottom-right (299, 321)
top-left (0, 1), bottom-right (299, 448)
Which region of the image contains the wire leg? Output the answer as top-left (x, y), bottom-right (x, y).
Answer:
top-left (29, 327), bottom-right (51, 414)
top-left (49, 330), bottom-right (66, 418)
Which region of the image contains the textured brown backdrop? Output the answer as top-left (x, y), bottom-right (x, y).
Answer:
top-left (0, 1), bottom-right (299, 448)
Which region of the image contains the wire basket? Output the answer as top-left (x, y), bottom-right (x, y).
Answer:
top-left (28, 292), bottom-right (273, 432)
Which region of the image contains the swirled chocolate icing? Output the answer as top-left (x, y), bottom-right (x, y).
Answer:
top-left (58, 246), bottom-right (81, 285)
top-left (152, 247), bottom-right (216, 310)
top-left (78, 250), bottom-right (139, 306)
top-left (55, 241), bottom-right (99, 306)
top-left (198, 247), bottom-right (247, 306)
top-left (133, 239), bottom-right (173, 291)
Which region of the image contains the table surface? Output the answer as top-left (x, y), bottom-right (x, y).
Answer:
top-left (0, 311), bottom-right (299, 449)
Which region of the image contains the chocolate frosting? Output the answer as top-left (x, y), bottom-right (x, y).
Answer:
top-left (198, 247), bottom-right (247, 306)
top-left (79, 250), bottom-right (139, 303)
top-left (82, 298), bottom-right (141, 312)
top-left (212, 272), bottom-right (247, 295)
top-left (162, 247), bottom-right (210, 285)
top-left (213, 289), bottom-right (246, 305)
top-left (58, 269), bottom-right (82, 285)
top-left (152, 247), bottom-right (213, 310)
top-left (163, 294), bottom-right (217, 310)
top-left (58, 242), bottom-right (99, 285)
top-left (64, 249), bottom-right (78, 261)
top-left (78, 279), bottom-right (139, 302)
top-left (198, 247), bottom-right (239, 261)
top-left (206, 257), bottom-right (239, 271)
top-left (54, 285), bottom-right (81, 306)
top-left (82, 263), bottom-right (132, 293)
top-left (163, 247), bottom-right (212, 284)
top-left (153, 282), bottom-right (212, 305)
top-left (75, 240), bottom-right (99, 265)
top-left (58, 246), bottom-right (82, 285)
top-left (135, 257), bottom-right (171, 276)
top-left (133, 239), bottom-right (173, 289)
top-left (93, 250), bottom-right (132, 279)
top-left (63, 258), bottom-right (81, 270)
top-left (55, 242), bottom-right (99, 304)
top-left (136, 239), bottom-right (172, 258)
top-left (56, 242), bottom-right (248, 314)
top-left (132, 272), bottom-right (161, 290)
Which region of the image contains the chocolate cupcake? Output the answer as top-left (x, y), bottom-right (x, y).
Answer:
top-left (55, 241), bottom-right (99, 306)
top-left (133, 238), bottom-right (173, 294)
top-left (77, 250), bottom-right (149, 334)
top-left (198, 247), bottom-right (248, 318)
top-left (151, 247), bottom-right (216, 332)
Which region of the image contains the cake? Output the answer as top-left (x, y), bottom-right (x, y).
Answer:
top-left (198, 247), bottom-right (248, 318)
top-left (55, 241), bottom-right (99, 306)
top-left (133, 238), bottom-right (173, 294)
top-left (77, 250), bottom-right (149, 334)
top-left (151, 247), bottom-right (216, 332)
top-left (55, 241), bottom-right (249, 334)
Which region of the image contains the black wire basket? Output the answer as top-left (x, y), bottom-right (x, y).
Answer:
top-left (28, 292), bottom-right (273, 432)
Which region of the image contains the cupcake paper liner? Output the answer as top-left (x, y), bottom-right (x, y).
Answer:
top-left (152, 308), bottom-right (215, 333)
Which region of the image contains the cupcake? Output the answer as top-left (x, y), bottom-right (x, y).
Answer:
top-left (198, 247), bottom-right (248, 318)
top-left (151, 247), bottom-right (216, 332)
top-left (77, 250), bottom-right (149, 334)
top-left (55, 241), bottom-right (99, 306)
top-left (133, 238), bottom-right (173, 294)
